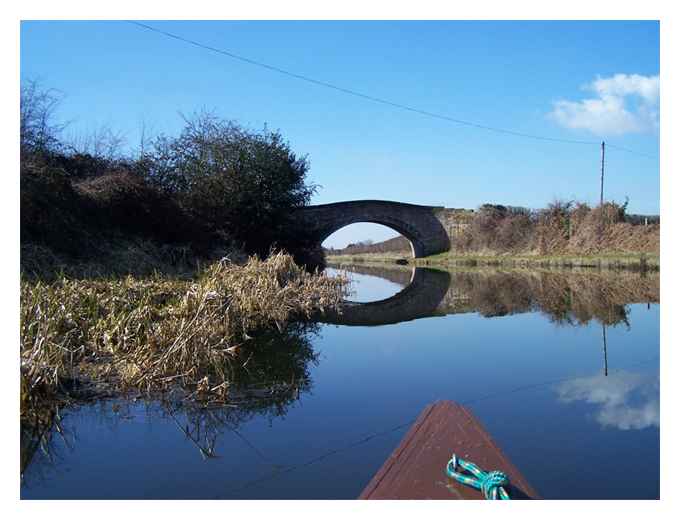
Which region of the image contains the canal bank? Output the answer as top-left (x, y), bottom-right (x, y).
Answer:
top-left (327, 251), bottom-right (660, 271)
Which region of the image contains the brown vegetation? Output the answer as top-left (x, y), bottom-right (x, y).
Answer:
top-left (21, 165), bottom-right (216, 271)
top-left (20, 253), bottom-right (348, 418)
top-left (455, 201), bottom-right (659, 256)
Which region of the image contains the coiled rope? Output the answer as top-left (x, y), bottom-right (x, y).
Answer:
top-left (445, 454), bottom-right (511, 500)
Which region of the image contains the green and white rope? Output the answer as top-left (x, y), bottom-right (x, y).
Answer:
top-left (445, 453), bottom-right (511, 500)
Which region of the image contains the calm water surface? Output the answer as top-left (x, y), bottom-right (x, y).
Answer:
top-left (21, 265), bottom-right (660, 499)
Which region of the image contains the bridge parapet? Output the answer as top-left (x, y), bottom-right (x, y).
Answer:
top-left (433, 208), bottom-right (475, 242)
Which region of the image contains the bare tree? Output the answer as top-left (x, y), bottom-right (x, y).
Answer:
top-left (138, 119), bottom-right (157, 159)
top-left (66, 124), bottom-right (127, 161)
top-left (20, 79), bottom-right (66, 159)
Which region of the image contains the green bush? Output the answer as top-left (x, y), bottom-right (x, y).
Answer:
top-left (142, 112), bottom-right (317, 258)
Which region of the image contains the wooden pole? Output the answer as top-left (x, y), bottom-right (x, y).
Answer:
top-left (602, 323), bottom-right (608, 377)
top-left (599, 141), bottom-right (606, 235)
top-left (600, 141), bottom-right (605, 208)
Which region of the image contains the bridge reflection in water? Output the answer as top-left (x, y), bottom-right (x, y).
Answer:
top-left (319, 262), bottom-right (660, 328)
top-left (319, 266), bottom-right (450, 326)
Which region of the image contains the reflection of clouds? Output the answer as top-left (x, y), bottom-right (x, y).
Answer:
top-left (555, 371), bottom-right (659, 430)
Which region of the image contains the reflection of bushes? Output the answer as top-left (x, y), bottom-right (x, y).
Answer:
top-left (212, 322), bottom-right (321, 413)
top-left (20, 405), bottom-right (62, 480)
top-left (160, 324), bottom-right (322, 459)
top-left (21, 321), bottom-right (324, 478)
top-left (328, 263), bottom-right (657, 328)
top-left (450, 270), bottom-right (535, 317)
top-left (447, 270), bottom-right (658, 326)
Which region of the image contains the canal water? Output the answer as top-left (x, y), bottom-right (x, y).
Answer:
top-left (21, 265), bottom-right (660, 499)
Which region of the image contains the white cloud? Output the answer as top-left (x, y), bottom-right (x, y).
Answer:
top-left (555, 370), bottom-right (659, 431)
top-left (549, 73), bottom-right (659, 136)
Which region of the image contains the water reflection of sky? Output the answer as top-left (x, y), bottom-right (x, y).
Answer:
top-left (326, 267), bottom-right (406, 303)
top-left (555, 370), bottom-right (659, 431)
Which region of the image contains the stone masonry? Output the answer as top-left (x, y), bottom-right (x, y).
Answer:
top-left (297, 200), bottom-right (474, 258)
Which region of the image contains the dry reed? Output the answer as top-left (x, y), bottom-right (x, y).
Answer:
top-left (20, 252), bottom-right (348, 414)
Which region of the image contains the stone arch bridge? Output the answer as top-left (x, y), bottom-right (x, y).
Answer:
top-left (296, 200), bottom-right (472, 258)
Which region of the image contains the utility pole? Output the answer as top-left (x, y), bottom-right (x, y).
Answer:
top-left (600, 141), bottom-right (605, 208)
top-left (599, 141), bottom-right (606, 235)
top-left (602, 323), bottom-right (608, 377)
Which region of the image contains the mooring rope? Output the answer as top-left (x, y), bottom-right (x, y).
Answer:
top-left (445, 453), bottom-right (511, 500)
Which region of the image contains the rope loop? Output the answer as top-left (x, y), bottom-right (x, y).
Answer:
top-left (445, 453), bottom-right (511, 500)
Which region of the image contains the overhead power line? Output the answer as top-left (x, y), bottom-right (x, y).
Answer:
top-left (606, 142), bottom-right (658, 159)
top-left (128, 21), bottom-right (658, 159)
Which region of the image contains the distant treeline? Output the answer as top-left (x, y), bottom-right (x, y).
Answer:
top-left (326, 236), bottom-right (411, 256)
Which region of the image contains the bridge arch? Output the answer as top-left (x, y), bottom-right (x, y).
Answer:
top-left (297, 200), bottom-right (451, 258)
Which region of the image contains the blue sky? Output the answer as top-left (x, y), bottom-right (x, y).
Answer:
top-left (20, 20), bottom-right (660, 248)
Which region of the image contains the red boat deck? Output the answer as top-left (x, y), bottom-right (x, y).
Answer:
top-left (359, 400), bottom-right (539, 499)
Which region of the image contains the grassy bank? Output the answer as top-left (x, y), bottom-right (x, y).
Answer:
top-left (20, 253), bottom-right (348, 417)
top-left (415, 251), bottom-right (659, 271)
top-left (326, 252), bottom-right (410, 264)
top-left (326, 251), bottom-right (659, 271)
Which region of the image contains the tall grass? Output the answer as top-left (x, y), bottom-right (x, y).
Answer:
top-left (20, 252), bottom-right (348, 415)
top-left (456, 201), bottom-right (659, 255)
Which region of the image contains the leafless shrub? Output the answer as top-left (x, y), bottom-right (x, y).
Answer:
top-left (66, 124), bottom-right (127, 162)
top-left (20, 79), bottom-right (66, 160)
